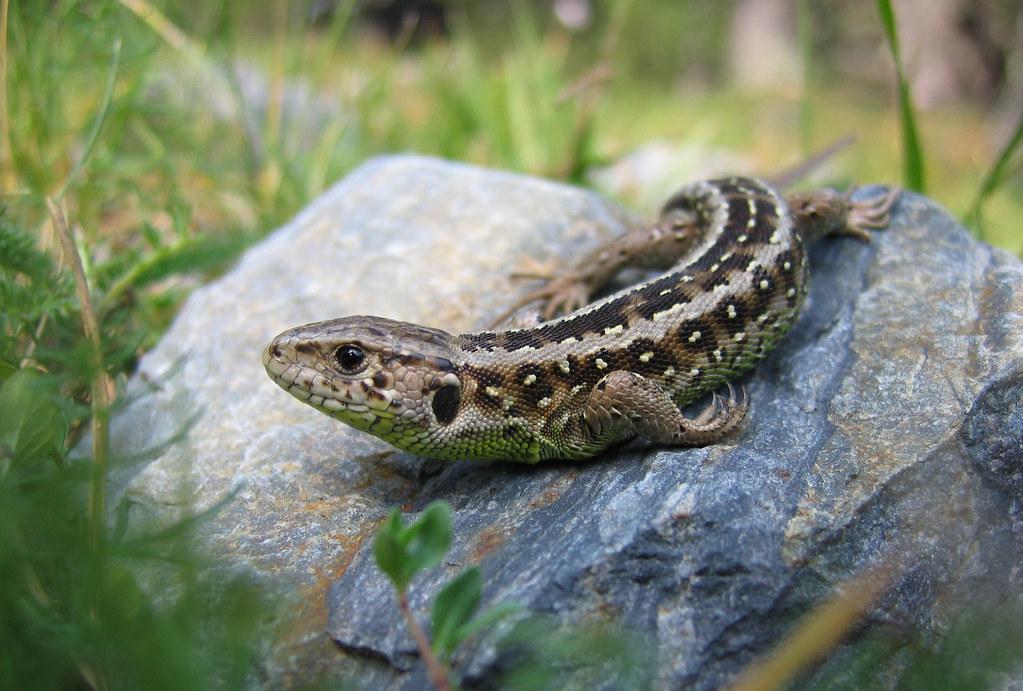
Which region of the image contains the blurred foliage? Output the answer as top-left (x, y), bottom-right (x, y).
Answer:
top-left (0, 212), bottom-right (267, 689)
top-left (1, 0), bottom-right (1021, 687)
top-left (374, 501), bottom-right (517, 687)
top-left (373, 501), bottom-right (648, 689)
top-left (801, 599), bottom-right (1023, 690)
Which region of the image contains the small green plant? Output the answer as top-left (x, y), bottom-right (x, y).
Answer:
top-left (0, 211), bottom-right (267, 689)
top-left (965, 110), bottom-right (1023, 239)
top-left (374, 501), bottom-right (516, 690)
top-left (372, 501), bottom-right (658, 689)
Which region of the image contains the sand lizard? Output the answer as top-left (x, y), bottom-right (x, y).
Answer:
top-left (263, 177), bottom-right (897, 462)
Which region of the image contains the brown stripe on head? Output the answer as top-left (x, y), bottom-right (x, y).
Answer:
top-left (395, 353), bottom-right (455, 372)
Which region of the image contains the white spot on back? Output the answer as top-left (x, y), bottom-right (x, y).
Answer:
top-left (652, 302), bottom-right (684, 321)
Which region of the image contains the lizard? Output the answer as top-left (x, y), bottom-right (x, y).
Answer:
top-left (263, 176), bottom-right (898, 462)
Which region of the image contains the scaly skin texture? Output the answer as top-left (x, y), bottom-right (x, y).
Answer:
top-left (263, 177), bottom-right (897, 462)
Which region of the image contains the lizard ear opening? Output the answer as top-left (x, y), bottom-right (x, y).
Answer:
top-left (431, 384), bottom-right (461, 425)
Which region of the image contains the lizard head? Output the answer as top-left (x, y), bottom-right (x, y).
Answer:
top-left (263, 315), bottom-right (464, 448)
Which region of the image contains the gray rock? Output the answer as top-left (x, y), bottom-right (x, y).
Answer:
top-left (108, 155), bottom-right (1023, 688)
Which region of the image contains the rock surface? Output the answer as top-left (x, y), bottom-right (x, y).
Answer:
top-left (108, 155), bottom-right (1023, 688)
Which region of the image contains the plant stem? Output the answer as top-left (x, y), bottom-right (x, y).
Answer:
top-left (47, 198), bottom-right (115, 551)
top-left (398, 590), bottom-right (451, 691)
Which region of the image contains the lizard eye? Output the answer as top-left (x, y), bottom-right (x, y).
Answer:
top-left (334, 345), bottom-right (366, 373)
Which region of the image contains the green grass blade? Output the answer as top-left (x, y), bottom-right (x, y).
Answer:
top-left (875, 0), bottom-right (925, 192)
top-left (55, 37), bottom-right (120, 201)
top-left (965, 110), bottom-right (1023, 236)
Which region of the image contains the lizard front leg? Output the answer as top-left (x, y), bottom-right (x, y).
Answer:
top-left (583, 371), bottom-right (749, 447)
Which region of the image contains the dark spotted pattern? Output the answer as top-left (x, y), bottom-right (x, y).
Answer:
top-left (632, 274), bottom-right (693, 321)
top-left (515, 363), bottom-right (554, 406)
top-left (528, 301), bottom-right (633, 345)
top-left (674, 317), bottom-right (715, 350)
top-left (446, 176), bottom-right (814, 416)
top-left (551, 354), bottom-right (580, 382)
top-left (460, 331), bottom-right (499, 353)
top-left (502, 329), bottom-right (548, 351)
top-left (264, 175), bottom-right (895, 462)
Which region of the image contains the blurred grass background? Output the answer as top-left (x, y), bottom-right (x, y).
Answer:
top-left (1, 1), bottom-right (1021, 688)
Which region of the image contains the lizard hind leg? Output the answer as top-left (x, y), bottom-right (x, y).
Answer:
top-left (583, 371), bottom-right (749, 448)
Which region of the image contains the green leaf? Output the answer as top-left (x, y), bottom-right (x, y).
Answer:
top-left (965, 110), bottom-right (1023, 236)
top-left (374, 509), bottom-right (411, 591)
top-left (373, 502), bottom-right (452, 592)
top-left (0, 368), bottom-right (66, 467)
top-left (432, 567), bottom-right (482, 660)
top-left (401, 501), bottom-right (452, 576)
top-left (875, 0), bottom-right (925, 192)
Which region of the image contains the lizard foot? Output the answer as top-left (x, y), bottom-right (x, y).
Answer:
top-left (841, 186), bottom-right (901, 240)
top-left (489, 270), bottom-right (593, 328)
